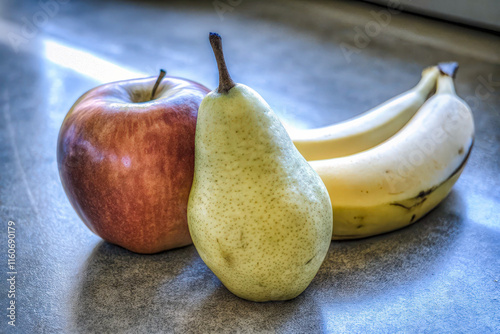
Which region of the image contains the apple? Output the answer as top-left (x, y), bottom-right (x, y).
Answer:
top-left (57, 71), bottom-right (210, 253)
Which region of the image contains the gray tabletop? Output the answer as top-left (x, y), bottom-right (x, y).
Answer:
top-left (1, 0), bottom-right (499, 333)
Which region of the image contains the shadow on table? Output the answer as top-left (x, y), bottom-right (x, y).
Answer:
top-left (71, 241), bottom-right (316, 332)
top-left (71, 241), bottom-right (197, 333)
top-left (71, 191), bottom-right (466, 332)
top-left (311, 190), bottom-right (468, 301)
top-left (173, 280), bottom-right (322, 333)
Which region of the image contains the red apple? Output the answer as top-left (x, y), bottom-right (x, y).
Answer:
top-left (57, 72), bottom-right (210, 253)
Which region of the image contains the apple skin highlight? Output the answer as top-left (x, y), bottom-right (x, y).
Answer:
top-left (57, 75), bottom-right (210, 254)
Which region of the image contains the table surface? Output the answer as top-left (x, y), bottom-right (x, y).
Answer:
top-left (1, 0), bottom-right (499, 333)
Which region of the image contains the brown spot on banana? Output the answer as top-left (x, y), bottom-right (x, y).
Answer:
top-left (390, 197), bottom-right (429, 211)
top-left (331, 138), bottom-right (473, 240)
top-left (448, 139), bottom-right (474, 179)
top-left (390, 139), bottom-right (473, 212)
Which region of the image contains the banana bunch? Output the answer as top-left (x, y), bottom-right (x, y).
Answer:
top-left (289, 63), bottom-right (474, 239)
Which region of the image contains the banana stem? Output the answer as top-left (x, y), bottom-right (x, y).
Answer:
top-left (438, 62), bottom-right (459, 78)
top-left (437, 62), bottom-right (458, 95)
top-left (415, 66), bottom-right (439, 93)
top-left (437, 75), bottom-right (456, 95)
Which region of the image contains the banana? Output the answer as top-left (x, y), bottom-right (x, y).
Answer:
top-left (287, 66), bottom-right (439, 161)
top-left (309, 63), bottom-right (474, 239)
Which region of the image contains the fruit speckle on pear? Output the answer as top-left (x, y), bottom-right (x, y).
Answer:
top-left (187, 33), bottom-right (332, 302)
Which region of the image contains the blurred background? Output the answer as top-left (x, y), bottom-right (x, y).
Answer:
top-left (0, 0), bottom-right (499, 333)
top-left (366, 0), bottom-right (499, 32)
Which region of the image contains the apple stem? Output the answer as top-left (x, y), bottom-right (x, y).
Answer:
top-left (209, 32), bottom-right (235, 94)
top-left (150, 69), bottom-right (166, 100)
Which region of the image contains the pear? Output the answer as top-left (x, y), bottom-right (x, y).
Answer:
top-left (187, 33), bottom-right (333, 302)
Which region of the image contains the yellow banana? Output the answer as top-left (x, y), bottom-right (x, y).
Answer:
top-left (288, 66), bottom-right (440, 161)
top-left (309, 63), bottom-right (474, 239)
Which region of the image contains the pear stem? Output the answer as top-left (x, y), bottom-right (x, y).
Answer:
top-left (150, 69), bottom-right (166, 100)
top-left (209, 32), bottom-right (235, 94)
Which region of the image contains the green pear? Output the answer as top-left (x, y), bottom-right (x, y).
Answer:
top-left (187, 33), bottom-right (332, 302)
